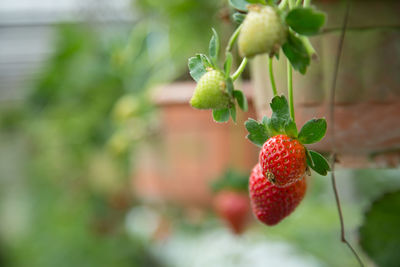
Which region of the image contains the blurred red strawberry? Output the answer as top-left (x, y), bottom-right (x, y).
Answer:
top-left (213, 190), bottom-right (250, 234)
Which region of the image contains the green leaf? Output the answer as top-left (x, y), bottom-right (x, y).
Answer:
top-left (230, 105), bottom-right (237, 123)
top-left (307, 150), bottom-right (330, 176)
top-left (262, 116), bottom-right (269, 125)
top-left (284, 120), bottom-right (298, 138)
top-left (199, 54), bottom-right (213, 69)
top-left (188, 55), bottom-right (206, 82)
top-left (213, 108), bottom-right (230, 123)
top-left (229, 0), bottom-right (248, 12)
top-left (263, 116), bottom-right (279, 136)
top-left (233, 90), bottom-right (248, 111)
top-left (226, 77), bottom-right (234, 97)
top-left (209, 28), bottom-right (220, 66)
top-left (261, 115), bottom-right (273, 133)
top-left (268, 95), bottom-right (292, 134)
top-left (264, 96), bottom-right (298, 137)
top-left (245, 118), bottom-right (269, 147)
top-left (224, 52), bottom-right (233, 78)
top-left (360, 191), bottom-right (400, 267)
top-left (232, 12), bottom-right (246, 25)
top-left (298, 118), bottom-right (327, 144)
top-left (286, 7), bottom-right (326, 36)
top-left (282, 31), bottom-right (310, 74)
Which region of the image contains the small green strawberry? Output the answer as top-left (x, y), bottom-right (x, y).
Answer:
top-left (238, 5), bottom-right (287, 58)
top-left (190, 69), bottom-right (231, 110)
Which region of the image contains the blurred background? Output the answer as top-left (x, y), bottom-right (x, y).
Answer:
top-left (0, 0), bottom-right (399, 266)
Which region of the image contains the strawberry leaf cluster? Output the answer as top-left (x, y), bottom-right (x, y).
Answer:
top-left (245, 95), bottom-right (330, 176)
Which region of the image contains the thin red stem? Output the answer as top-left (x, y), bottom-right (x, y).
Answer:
top-left (328, 1), bottom-right (364, 266)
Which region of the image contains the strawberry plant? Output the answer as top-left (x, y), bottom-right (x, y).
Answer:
top-left (188, 0), bottom-right (329, 221)
top-left (188, 0), bottom-right (367, 266)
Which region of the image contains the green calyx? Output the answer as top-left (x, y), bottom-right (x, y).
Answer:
top-left (190, 69), bottom-right (231, 110)
top-left (245, 95), bottom-right (330, 176)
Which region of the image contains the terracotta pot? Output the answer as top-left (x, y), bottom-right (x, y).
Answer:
top-left (132, 82), bottom-right (258, 208)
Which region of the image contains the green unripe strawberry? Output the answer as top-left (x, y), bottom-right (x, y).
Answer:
top-left (113, 95), bottom-right (140, 122)
top-left (190, 69), bottom-right (231, 110)
top-left (238, 5), bottom-right (287, 58)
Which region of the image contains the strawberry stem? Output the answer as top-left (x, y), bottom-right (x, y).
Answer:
top-left (321, 25), bottom-right (400, 34)
top-left (232, 57), bottom-right (248, 81)
top-left (226, 25), bottom-right (242, 56)
top-left (287, 59), bottom-right (295, 121)
top-left (278, 0), bottom-right (288, 9)
top-left (269, 57), bottom-right (278, 97)
top-left (300, 36), bottom-right (317, 60)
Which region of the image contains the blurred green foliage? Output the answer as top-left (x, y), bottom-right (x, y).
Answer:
top-left (4, 22), bottom-right (160, 267)
top-left (0, 0), bottom-right (224, 266)
top-left (136, 0), bottom-right (222, 76)
top-left (211, 169), bottom-right (249, 193)
top-left (359, 190), bottom-right (400, 267)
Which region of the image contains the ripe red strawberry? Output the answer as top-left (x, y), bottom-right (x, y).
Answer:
top-left (259, 134), bottom-right (307, 187)
top-left (213, 190), bottom-right (250, 234)
top-left (249, 163), bottom-right (306, 226)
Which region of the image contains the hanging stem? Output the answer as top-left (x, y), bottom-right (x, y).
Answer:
top-left (225, 25), bottom-right (242, 55)
top-left (304, 0), bottom-right (311, 7)
top-left (231, 57), bottom-right (248, 81)
top-left (287, 60), bottom-right (295, 121)
top-left (322, 24), bottom-right (400, 34)
top-left (330, 163), bottom-right (364, 266)
top-left (328, 1), bottom-right (364, 266)
top-left (269, 57), bottom-right (278, 97)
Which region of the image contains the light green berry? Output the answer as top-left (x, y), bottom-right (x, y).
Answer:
top-left (113, 95), bottom-right (140, 122)
top-left (238, 5), bottom-right (287, 58)
top-left (190, 70), bottom-right (231, 110)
